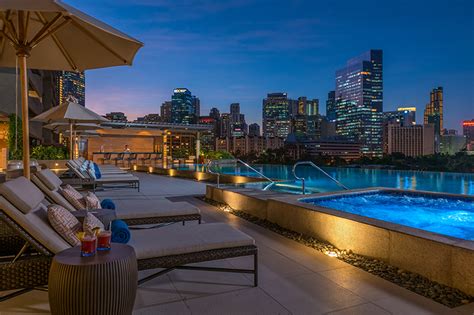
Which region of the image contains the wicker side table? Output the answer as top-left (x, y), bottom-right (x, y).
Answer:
top-left (48, 244), bottom-right (137, 315)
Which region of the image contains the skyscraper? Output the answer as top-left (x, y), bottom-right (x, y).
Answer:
top-left (297, 97), bottom-right (307, 116)
top-left (305, 99), bottom-right (319, 116)
top-left (227, 103), bottom-right (247, 137)
top-left (171, 88), bottom-right (198, 124)
top-left (160, 101), bottom-right (172, 122)
top-left (209, 107), bottom-right (220, 120)
top-left (192, 96), bottom-right (200, 118)
top-left (335, 49), bottom-right (383, 156)
top-left (424, 87), bottom-right (443, 135)
top-left (56, 71), bottom-right (85, 106)
top-left (263, 92), bottom-right (291, 138)
top-left (326, 91), bottom-right (336, 122)
top-left (248, 123), bottom-right (260, 137)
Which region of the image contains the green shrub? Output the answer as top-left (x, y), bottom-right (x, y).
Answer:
top-left (31, 145), bottom-right (69, 160)
top-left (8, 114), bottom-right (23, 160)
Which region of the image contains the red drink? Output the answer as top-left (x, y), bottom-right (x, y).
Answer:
top-left (81, 235), bottom-right (97, 257)
top-left (97, 231), bottom-right (112, 251)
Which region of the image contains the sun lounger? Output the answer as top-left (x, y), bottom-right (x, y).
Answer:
top-left (66, 161), bottom-right (140, 191)
top-left (32, 169), bottom-right (201, 225)
top-left (0, 177), bottom-right (257, 300)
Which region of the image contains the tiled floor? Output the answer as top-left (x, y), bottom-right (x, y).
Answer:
top-left (1, 173), bottom-right (473, 315)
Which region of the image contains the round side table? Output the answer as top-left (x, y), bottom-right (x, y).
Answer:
top-left (48, 244), bottom-right (137, 315)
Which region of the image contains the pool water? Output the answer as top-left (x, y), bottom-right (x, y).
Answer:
top-left (300, 192), bottom-right (474, 241)
top-left (176, 164), bottom-right (474, 195)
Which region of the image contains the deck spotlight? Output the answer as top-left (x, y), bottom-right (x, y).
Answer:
top-left (325, 251), bottom-right (338, 258)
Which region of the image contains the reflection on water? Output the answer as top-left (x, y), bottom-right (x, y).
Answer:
top-left (175, 163), bottom-right (474, 195)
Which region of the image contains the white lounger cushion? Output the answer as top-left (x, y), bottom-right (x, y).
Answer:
top-left (33, 170), bottom-right (198, 218)
top-left (36, 168), bottom-right (62, 190)
top-left (0, 177), bottom-right (45, 214)
top-left (130, 223), bottom-right (255, 260)
top-left (117, 201), bottom-right (200, 219)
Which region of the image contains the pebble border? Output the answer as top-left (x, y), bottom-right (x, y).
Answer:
top-left (200, 197), bottom-right (473, 308)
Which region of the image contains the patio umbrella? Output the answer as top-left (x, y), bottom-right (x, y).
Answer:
top-left (32, 101), bottom-right (108, 158)
top-left (43, 122), bottom-right (105, 132)
top-left (0, 0), bottom-right (143, 178)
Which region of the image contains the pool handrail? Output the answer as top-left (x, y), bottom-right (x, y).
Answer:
top-left (206, 160), bottom-right (221, 187)
top-left (206, 159), bottom-right (275, 189)
top-left (292, 161), bottom-right (349, 194)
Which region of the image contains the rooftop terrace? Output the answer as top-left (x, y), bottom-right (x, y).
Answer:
top-left (1, 173), bottom-right (473, 314)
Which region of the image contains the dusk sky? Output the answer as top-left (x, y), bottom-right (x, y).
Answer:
top-left (68, 0), bottom-right (473, 131)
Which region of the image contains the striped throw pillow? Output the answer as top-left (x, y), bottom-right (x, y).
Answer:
top-left (84, 192), bottom-right (102, 210)
top-left (47, 204), bottom-right (82, 246)
top-left (83, 212), bottom-right (105, 235)
top-left (60, 184), bottom-right (86, 210)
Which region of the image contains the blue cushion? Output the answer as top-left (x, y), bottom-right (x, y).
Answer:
top-left (93, 163), bottom-right (102, 179)
top-left (111, 220), bottom-right (130, 244)
top-left (101, 199), bottom-right (116, 210)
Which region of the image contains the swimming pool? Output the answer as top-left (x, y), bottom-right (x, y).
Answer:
top-left (300, 191), bottom-right (474, 241)
top-left (176, 163), bottom-right (474, 195)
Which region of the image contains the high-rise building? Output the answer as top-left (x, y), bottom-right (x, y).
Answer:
top-left (171, 88), bottom-right (198, 124)
top-left (209, 107), bottom-right (220, 120)
top-left (385, 124), bottom-right (424, 157)
top-left (297, 97), bottom-right (307, 116)
top-left (248, 123), bottom-right (260, 137)
top-left (326, 91), bottom-right (336, 122)
top-left (424, 87), bottom-right (443, 135)
top-left (305, 99), bottom-right (319, 116)
top-left (228, 103), bottom-right (247, 137)
top-left (263, 92), bottom-right (291, 138)
top-left (335, 49), bottom-right (383, 156)
top-left (0, 68), bottom-right (59, 145)
top-left (463, 120), bottom-right (474, 142)
top-left (230, 103), bottom-right (240, 122)
top-left (219, 113), bottom-right (231, 138)
top-left (423, 87), bottom-right (443, 152)
top-left (383, 107), bottom-right (416, 127)
top-left (56, 71), bottom-right (85, 106)
top-left (160, 101), bottom-right (172, 123)
top-left (192, 96), bottom-right (200, 118)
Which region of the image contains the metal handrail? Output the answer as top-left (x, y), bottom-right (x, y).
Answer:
top-left (292, 161), bottom-right (349, 194)
top-left (206, 159), bottom-right (275, 188)
top-left (235, 159), bottom-right (274, 184)
top-left (206, 160), bottom-right (221, 187)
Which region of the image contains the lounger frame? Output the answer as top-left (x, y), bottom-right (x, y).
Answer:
top-left (0, 210), bottom-right (258, 301)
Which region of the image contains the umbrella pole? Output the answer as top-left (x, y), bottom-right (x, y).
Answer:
top-left (69, 123), bottom-right (73, 159)
top-left (18, 53), bottom-right (30, 179)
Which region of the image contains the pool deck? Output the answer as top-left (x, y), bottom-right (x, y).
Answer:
top-left (1, 173), bottom-right (473, 314)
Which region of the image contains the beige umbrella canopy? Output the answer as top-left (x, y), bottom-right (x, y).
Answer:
top-left (32, 101), bottom-right (108, 158)
top-left (0, 0), bottom-right (143, 178)
top-left (43, 122), bottom-right (105, 132)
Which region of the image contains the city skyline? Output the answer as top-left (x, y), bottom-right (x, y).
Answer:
top-left (67, 0), bottom-right (473, 131)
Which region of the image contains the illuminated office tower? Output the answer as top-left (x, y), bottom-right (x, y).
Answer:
top-left (171, 88), bottom-right (198, 124)
top-left (326, 91), bottom-right (336, 122)
top-left (305, 99), bottom-right (319, 116)
top-left (335, 49), bottom-right (383, 156)
top-left (424, 87), bottom-right (443, 135)
top-left (262, 92), bottom-right (291, 138)
top-left (56, 71), bottom-right (85, 106)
